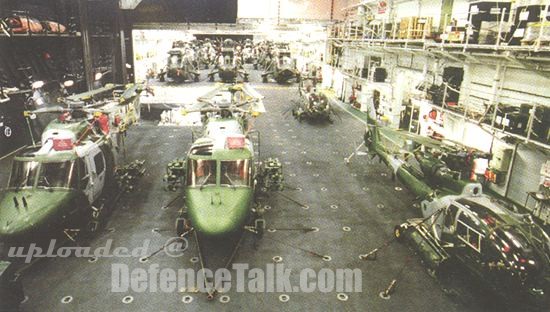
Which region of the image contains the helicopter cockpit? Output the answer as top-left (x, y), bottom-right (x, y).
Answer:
top-left (220, 159), bottom-right (250, 187)
top-left (186, 159), bottom-right (251, 188)
top-left (168, 53), bottom-right (182, 67)
top-left (279, 55), bottom-right (293, 68)
top-left (8, 159), bottom-right (78, 190)
top-left (187, 159), bottom-right (216, 187)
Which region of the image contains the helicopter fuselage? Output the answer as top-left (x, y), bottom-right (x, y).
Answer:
top-left (0, 119), bottom-right (115, 243)
top-left (183, 117), bottom-right (256, 237)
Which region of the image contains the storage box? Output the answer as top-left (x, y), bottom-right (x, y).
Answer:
top-left (468, 1), bottom-right (512, 43)
top-left (399, 17), bottom-right (432, 39)
top-left (508, 5), bottom-right (549, 45)
top-left (478, 21), bottom-right (511, 44)
top-left (522, 22), bottom-right (550, 44)
top-left (489, 147), bottom-right (513, 172)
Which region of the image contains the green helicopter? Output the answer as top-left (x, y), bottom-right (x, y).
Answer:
top-left (354, 104), bottom-right (550, 309)
top-left (0, 84), bottom-right (144, 244)
top-left (164, 83), bottom-right (283, 238)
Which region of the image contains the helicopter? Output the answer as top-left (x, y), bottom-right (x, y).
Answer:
top-left (357, 104), bottom-right (550, 309)
top-left (261, 50), bottom-right (300, 84)
top-left (253, 41), bottom-right (273, 70)
top-left (0, 84), bottom-right (144, 244)
top-left (288, 78), bottom-right (339, 123)
top-left (196, 39), bottom-right (217, 69)
top-left (208, 39), bottom-right (249, 83)
top-left (158, 41), bottom-right (200, 83)
top-left (242, 39), bottom-right (256, 64)
top-left (163, 83), bottom-right (284, 238)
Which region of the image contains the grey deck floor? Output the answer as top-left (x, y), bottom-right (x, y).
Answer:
top-left (0, 67), bottom-right (498, 312)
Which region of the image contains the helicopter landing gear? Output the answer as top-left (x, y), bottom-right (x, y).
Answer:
top-left (393, 224), bottom-right (409, 242)
top-left (86, 199), bottom-right (106, 234)
top-left (254, 219), bottom-right (265, 237)
top-left (209, 75), bottom-right (214, 82)
top-left (243, 75), bottom-right (249, 82)
top-left (176, 216), bottom-right (191, 237)
top-left (262, 75), bottom-right (268, 83)
top-left (194, 75), bottom-right (200, 82)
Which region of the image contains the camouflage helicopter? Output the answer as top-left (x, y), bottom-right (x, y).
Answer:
top-left (261, 50), bottom-right (300, 84)
top-left (253, 40), bottom-right (273, 70)
top-left (208, 39), bottom-right (249, 83)
top-left (196, 39), bottom-right (216, 69)
top-left (0, 84), bottom-right (144, 244)
top-left (158, 41), bottom-right (200, 83)
top-left (164, 83), bottom-right (284, 238)
top-left (357, 107), bottom-right (550, 309)
top-left (288, 78), bottom-right (339, 123)
top-left (242, 38), bottom-right (256, 64)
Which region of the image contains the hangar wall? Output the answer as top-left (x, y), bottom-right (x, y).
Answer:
top-left (326, 0), bottom-right (550, 214)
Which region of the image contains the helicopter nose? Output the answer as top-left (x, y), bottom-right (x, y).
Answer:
top-left (187, 189), bottom-right (252, 237)
top-left (0, 190), bottom-right (75, 241)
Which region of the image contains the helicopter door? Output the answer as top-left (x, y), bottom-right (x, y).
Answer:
top-left (86, 148), bottom-right (106, 203)
top-left (78, 158), bottom-right (94, 204)
top-left (443, 204), bottom-right (460, 234)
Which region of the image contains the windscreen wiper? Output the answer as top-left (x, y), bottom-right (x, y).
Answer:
top-left (224, 172), bottom-right (236, 190)
top-left (199, 173), bottom-right (212, 191)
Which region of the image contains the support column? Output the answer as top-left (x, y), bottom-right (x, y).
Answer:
top-left (78, 0), bottom-right (94, 91)
top-left (113, 8), bottom-right (128, 84)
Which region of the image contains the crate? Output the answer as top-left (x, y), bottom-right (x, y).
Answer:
top-left (399, 17), bottom-right (432, 39)
top-left (521, 22), bottom-right (550, 46)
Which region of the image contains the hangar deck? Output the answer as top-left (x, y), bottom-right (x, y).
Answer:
top-left (0, 68), bottom-right (502, 312)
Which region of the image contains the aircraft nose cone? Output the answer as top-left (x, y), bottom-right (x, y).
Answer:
top-left (186, 189), bottom-right (252, 237)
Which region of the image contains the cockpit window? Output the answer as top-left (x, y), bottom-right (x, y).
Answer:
top-left (8, 160), bottom-right (76, 189)
top-left (220, 160), bottom-right (250, 187)
top-left (8, 161), bottom-right (40, 188)
top-left (456, 212), bottom-right (484, 252)
top-left (169, 55), bottom-right (181, 65)
top-left (280, 56), bottom-right (292, 66)
top-left (37, 161), bottom-right (75, 188)
top-left (187, 159), bottom-right (216, 187)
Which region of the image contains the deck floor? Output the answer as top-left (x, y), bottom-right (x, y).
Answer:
top-left (0, 67), bottom-right (498, 312)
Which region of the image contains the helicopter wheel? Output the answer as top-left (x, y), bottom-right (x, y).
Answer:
top-left (175, 217), bottom-right (189, 237)
top-left (194, 75), bottom-right (200, 82)
top-left (159, 75), bottom-right (165, 82)
top-left (209, 75), bottom-right (214, 82)
top-left (262, 76), bottom-right (268, 83)
top-left (244, 76), bottom-right (249, 82)
top-left (254, 219), bottom-right (265, 238)
top-left (393, 224), bottom-right (408, 242)
top-left (254, 64), bottom-right (258, 70)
